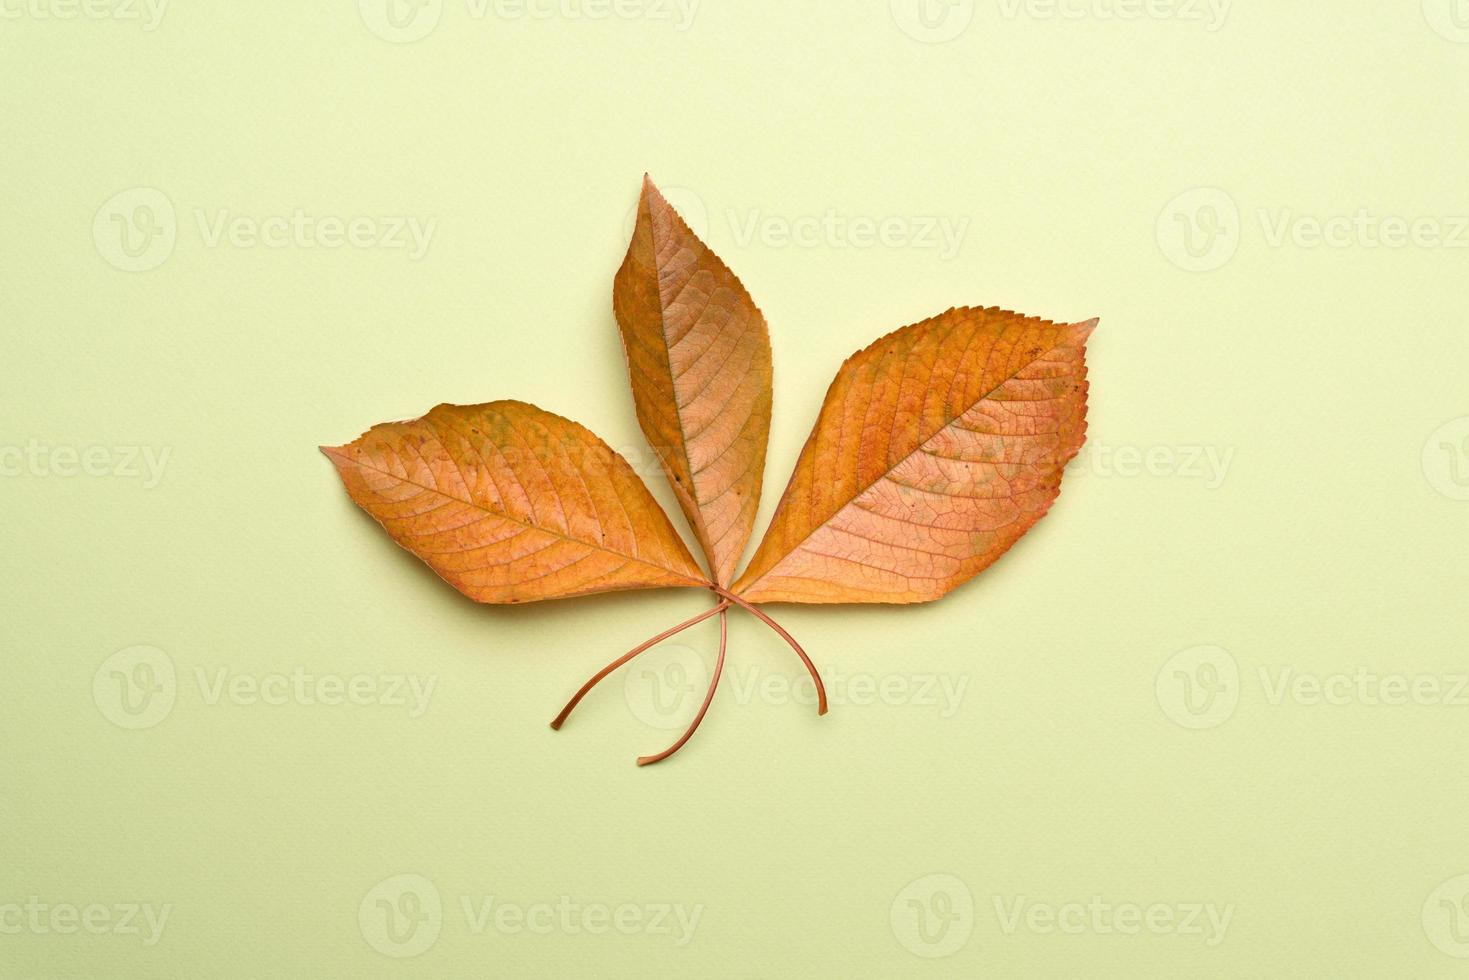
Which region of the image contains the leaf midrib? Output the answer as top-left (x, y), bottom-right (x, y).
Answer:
top-left (641, 192), bottom-right (723, 580)
top-left (327, 449), bottom-right (707, 586)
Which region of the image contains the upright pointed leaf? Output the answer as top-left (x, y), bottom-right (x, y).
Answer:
top-left (323, 401), bottom-right (706, 603)
top-left (732, 308), bottom-right (1093, 605)
top-left (614, 176), bottom-right (774, 586)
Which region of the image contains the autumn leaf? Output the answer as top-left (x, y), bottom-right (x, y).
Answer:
top-left (732, 307), bottom-right (1094, 604)
top-left (323, 177), bottom-right (1095, 765)
top-left (321, 401), bottom-right (706, 603)
top-left (613, 176), bottom-right (773, 587)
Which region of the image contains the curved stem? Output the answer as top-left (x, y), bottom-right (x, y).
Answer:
top-left (637, 608), bottom-right (728, 766)
top-left (708, 585), bottom-right (827, 716)
top-left (550, 600), bottom-right (731, 730)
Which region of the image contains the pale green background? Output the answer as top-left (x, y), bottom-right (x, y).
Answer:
top-left (3, 1), bottom-right (1467, 976)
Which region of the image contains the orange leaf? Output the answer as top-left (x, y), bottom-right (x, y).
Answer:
top-left (613, 176), bottom-right (774, 586)
top-left (732, 307), bottom-right (1094, 605)
top-left (322, 401), bottom-right (707, 603)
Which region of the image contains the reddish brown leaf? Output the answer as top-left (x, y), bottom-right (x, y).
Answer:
top-left (323, 400), bottom-right (706, 603)
top-left (732, 307), bottom-right (1094, 605)
top-left (613, 176), bottom-right (774, 586)
top-left (323, 178), bottom-right (1101, 765)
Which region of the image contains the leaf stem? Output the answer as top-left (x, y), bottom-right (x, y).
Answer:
top-left (549, 600), bottom-right (731, 730)
top-left (707, 585), bottom-right (828, 716)
top-left (636, 608), bottom-right (728, 766)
